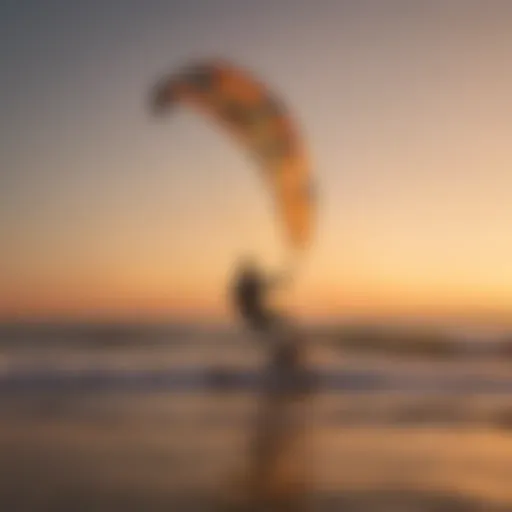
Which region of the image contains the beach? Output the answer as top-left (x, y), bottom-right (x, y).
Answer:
top-left (1, 332), bottom-right (512, 510)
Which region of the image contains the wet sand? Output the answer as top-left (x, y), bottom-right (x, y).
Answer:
top-left (2, 391), bottom-right (512, 511)
top-left (1, 339), bottom-right (512, 510)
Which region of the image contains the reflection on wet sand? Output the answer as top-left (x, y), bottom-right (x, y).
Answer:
top-left (217, 338), bottom-right (316, 510)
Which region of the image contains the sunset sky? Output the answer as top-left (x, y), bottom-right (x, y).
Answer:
top-left (2, 1), bottom-right (512, 326)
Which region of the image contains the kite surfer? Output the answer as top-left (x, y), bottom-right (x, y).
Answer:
top-left (230, 257), bottom-right (291, 335)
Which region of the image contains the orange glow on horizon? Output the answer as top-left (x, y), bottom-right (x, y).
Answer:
top-left (2, 269), bottom-right (512, 328)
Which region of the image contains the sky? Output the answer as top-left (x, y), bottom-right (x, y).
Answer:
top-left (2, 0), bottom-right (512, 326)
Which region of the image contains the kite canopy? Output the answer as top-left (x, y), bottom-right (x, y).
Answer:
top-left (150, 58), bottom-right (315, 252)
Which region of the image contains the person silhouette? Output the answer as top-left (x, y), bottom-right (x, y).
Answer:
top-left (230, 257), bottom-right (290, 334)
